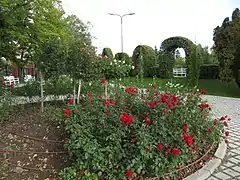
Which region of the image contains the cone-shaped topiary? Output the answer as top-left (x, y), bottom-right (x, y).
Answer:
top-left (102, 48), bottom-right (113, 59)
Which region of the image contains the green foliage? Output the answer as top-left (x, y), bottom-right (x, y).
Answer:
top-left (99, 56), bottom-right (131, 80)
top-left (60, 83), bottom-right (227, 179)
top-left (161, 36), bottom-right (199, 85)
top-left (131, 45), bottom-right (156, 76)
top-left (174, 57), bottom-right (186, 68)
top-left (157, 52), bottom-right (174, 78)
top-left (213, 8), bottom-right (240, 86)
top-left (102, 48), bottom-right (113, 59)
top-left (199, 64), bottom-right (219, 79)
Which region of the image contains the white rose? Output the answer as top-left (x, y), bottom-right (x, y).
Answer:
top-left (131, 66), bottom-right (135, 69)
top-left (113, 59), bottom-right (117, 63)
top-left (122, 60), bottom-right (125, 64)
top-left (89, 82), bottom-right (92, 86)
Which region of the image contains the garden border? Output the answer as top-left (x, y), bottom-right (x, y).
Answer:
top-left (184, 140), bottom-right (227, 180)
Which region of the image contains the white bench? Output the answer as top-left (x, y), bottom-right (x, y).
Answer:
top-left (3, 76), bottom-right (20, 85)
top-left (24, 75), bottom-right (35, 82)
top-left (173, 68), bottom-right (187, 78)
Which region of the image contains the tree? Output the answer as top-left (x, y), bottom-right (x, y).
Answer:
top-left (212, 8), bottom-right (240, 85)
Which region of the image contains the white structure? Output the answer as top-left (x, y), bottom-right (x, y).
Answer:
top-left (173, 68), bottom-right (187, 78)
top-left (3, 76), bottom-right (19, 85)
top-left (24, 75), bottom-right (35, 82)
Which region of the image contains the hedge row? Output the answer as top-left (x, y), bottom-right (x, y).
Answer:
top-left (146, 64), bottom-right (219, 79)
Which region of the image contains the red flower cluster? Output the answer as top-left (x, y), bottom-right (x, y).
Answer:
top-left (161, 93), bottom-right (179, 109)
top-left (125, 170), bottom-right (133, 178)
top-left (145, 117), bottom-right (151, 124)
top-left (104, 99), bottom-right (115, 107)
top-left (199, 103), bottom-right (209, 109)
top-left (125, 87), bottom-right (138, 94)
top-left (183, 125), bottom-right (194, 147)
top-left (200, 89), bottom-right (206, 94)
top-left (120, 113), bottom-right (133, 125)
top-left (68, 98), bottom-right (74, 104)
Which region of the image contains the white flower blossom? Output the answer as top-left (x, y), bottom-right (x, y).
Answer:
top-left (113, 59), bottom-right (117, 63)
top-left (132, 66), bottom-right (135, 69)
top-left (89, 82), bottom-right (92, 86)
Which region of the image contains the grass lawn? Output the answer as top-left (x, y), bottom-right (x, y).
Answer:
top-left (112, 77), bottom-right (240, 98)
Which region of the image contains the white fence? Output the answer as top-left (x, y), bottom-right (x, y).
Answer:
top-left (173, 68), bottom-right (187, 78)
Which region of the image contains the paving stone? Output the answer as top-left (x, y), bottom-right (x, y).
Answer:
top-left (222, 161), bottom-right (235, 168)
top-left (214, 172), bottom-right (232, 179)
top-left (222, 168), bottom-right (240, 177)
top-left (231, 149), bottom-right (240, 154)
top-left (228, 157), bottom-right (240, 164)
top-left (229, 143), bottom-right (238, 149)
top-left (206, 176), bottom-right (220, 180)
top-left (231, 166), bottom-right (240, 173)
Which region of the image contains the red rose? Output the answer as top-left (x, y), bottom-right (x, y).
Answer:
top-left (125, 170), bottom-right (133, 177)
top-left (199, 103), bottom-right (209, 109)
top-left (225, 131), bottom-right (229, 136)
top-left (225, 139), bottom-right (229, 144)
top-left (120, 113), bottom-right (133, 125)
top-left (145, 117), bottom-right (151, 124)
top-left (149, 101), bottom-right (155, 109)
top-left (106, 112), bottom-right (110, 116)
top-left (172, 148), bottom-right (181, 156)
top-left (79, 170), bottom-right (84, 174)
top-left (227, 117), bottom-right (231, 121)
top-left (68, 98), bottom-right (74, 104)
top-left (220, 116), bottom-right (225, 121)
top-left (166, 148), bottom-right (171, 154)
top-left (64, 109), bottom-right (71, 115)
top-left (101, 79), bottom-right (107, 85)
top-left (208, 128), bottom-right (213, 133)
top-left (152, 84), bottom-right (157, 89)
top-left (213, 120), bottom-right (218, 125)
top-left (88, 93), bottom-right (92, 97)
top-left (183, 124), bottom-right (188, 132)
top-left (156, 144), bottom-right (164, 150)
top-left (200, 89), bottom-right (206, 94)
top-left (224, 121), bottom-right (228, 127)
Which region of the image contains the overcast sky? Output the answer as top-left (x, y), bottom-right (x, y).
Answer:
top-left (61, 0), bottom-right (239, 56)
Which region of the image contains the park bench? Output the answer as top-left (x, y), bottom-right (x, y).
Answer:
top-left (173, 68), bottom-right (187, 77)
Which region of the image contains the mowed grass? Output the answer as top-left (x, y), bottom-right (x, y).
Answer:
top-left (112, 77), bottom-right (240, 98)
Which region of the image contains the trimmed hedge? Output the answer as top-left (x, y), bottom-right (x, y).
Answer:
top-left (131, 45), bottom-right (156, 77)
top-left (114, 52), bottom-right (129, 61)
top-left (199, 64), bottom-right (219, 79)
top-left (102, 48), bottom-right (113, 59)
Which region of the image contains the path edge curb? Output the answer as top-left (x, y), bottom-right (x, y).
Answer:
top-left (184, 140), bottom-right (227, 180)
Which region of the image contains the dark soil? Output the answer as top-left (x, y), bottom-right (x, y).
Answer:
top-left (0, 102), bottom-right (70, 180)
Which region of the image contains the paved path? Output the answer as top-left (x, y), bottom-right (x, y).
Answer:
top-left (203, 95), bottom-right (240, 180)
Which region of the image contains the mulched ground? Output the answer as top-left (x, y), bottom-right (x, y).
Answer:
top-left (0, 102), bottom-right (70, 180)
top-left (0, 101), bottom-right (219, 180)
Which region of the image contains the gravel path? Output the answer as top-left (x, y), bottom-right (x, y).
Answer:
top-left (203, 95), bottom-right (240, 180)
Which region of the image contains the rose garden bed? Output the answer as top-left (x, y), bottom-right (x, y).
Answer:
top-left (58, 82), bottom-right (230, 180)
top-left (0, 81), bottom-right (230, 180)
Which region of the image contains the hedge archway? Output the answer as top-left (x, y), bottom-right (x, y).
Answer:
top-left (131, 45), bottom-right (156, 76)
top-left (161, 36), bottom-right (199, 85)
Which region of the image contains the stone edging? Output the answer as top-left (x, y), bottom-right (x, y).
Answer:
top-left (184, 140), bottom-right (227, 180)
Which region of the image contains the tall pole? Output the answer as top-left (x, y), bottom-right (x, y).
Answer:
top-left (108, 13), bottom-right (135, 53)
top-left (120, 17), bottom-right (123, 53)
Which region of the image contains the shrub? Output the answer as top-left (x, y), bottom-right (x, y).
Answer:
top-left (102, 48), bottom-right (114, 59)
top-left (99, 56), bottom-right (131, 79)
top-left (60, 81), bottom-right (228, 179)
top-left (131, 45), bottom-right (156, 77)
top-left (199, 64), bottom-right (219, 79)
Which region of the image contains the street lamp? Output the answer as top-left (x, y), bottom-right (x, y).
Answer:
top-left (108, 13), bottom-right (135, 53)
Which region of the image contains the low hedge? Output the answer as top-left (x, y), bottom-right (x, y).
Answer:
top-left (199, 64), bottom-right (219, 79)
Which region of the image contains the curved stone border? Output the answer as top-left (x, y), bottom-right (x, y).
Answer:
top-left (184, 140), bottom-right (227, 180)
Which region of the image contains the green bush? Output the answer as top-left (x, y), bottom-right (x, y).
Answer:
top-left (102, 48), bottom-right (114, 59)
top-left (199, 64), bottom-right (219, 79)
top-left (131, 45), bottom-right (156, 76)
top-left (60, 82), bottom-right (228, 179)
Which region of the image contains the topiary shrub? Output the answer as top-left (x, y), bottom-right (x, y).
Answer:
top-left (199, 64), bottom-right (219, 79)
top-left (130, 45), bottom-right (156, 77)
top-left (102, 48), bottom-right (114, 59)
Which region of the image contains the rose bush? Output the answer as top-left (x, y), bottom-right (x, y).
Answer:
top-left (59, 81), bottom-right (229, 180)
top-left (99, 55), bottom-right (131, 79)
